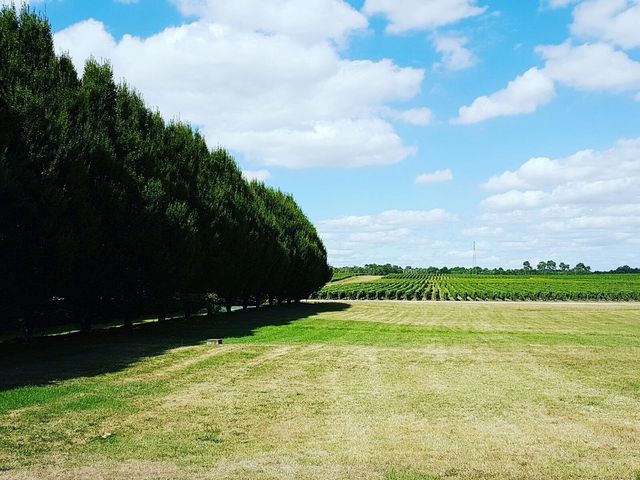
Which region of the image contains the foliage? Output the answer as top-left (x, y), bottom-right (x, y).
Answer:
top-left (332, 264), bottom-right (404, 277)
top-left (329, 260), bottom-right (640, 277)
top-left (313, 273), bottom-right (640, 302)
top-left (0, 6), bottom-right (330, 333)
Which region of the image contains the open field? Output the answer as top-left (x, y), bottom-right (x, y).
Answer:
top-left (330, 272), bottom-right (362, 282)
top-left (1, 301), bottom-right (639, 479)
top-left (315, 274), bottom-right (640, 301)
top-left (330, 275), bottom-right (384, 285)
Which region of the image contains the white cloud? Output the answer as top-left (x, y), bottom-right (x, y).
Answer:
top-left (462, 226), bottom-right (503, 236)
top-left (54, 13), bottom-right (425, 169)
top-left (484, 137), bottom-right (640, 192)
top-left (226, 119), bottom-right (416, 168)
top-left (318, 208), bottom-right (458, 266)
top-left (481, 190), bottom-right (548, 211)
top-left (242, 169), bottom-right (271, 182)
top-left (415, 169), bottom-right (453, 185)
top-left (469, 137), bottom-right (640, 268)
top-left (544, 0), bottom-right (577, 8)
top-left (452, 67), bottom-right (555, 124)
top-left (538, 42), bottom-right (640, 92)
top-left (484, 153), bottom-right (596, 191)
top-left (453, 39), bottom-right (640, 124)
top-left (571, 0), bottom-right (640, 50)
top-left (320, 208), bottom-right (457, 231)
top-left (170, 0), bottom-right (367, 43)
top-left (362, 0), bottom-right (486, 34)
top-left (54, 19), bottom-right (117, 67)
top-left (452, 39), bottom-right (640, 125)
top-left (432, 35), bottom-right (477, 71)
top-left (383, 107), bottom-right (433, 126)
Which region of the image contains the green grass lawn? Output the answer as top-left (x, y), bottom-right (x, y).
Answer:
top-left (1, 301), bottom-right (639, 479)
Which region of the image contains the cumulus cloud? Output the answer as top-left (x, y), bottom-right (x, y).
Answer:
top-left (362, 0), bottom-right (486, 34)
top-left (538, 42), bottom-right (640, 92)
top-left (318, 208), bottom-right (458, 265)
top-left (461, 226), bottom-right (503, 236)
top-left (453, 40), bottom-right (640, 124)
top-left (481, 190), bottom-right (548, 211)
top-left (320, 209), bottom-right (457, 231)
top-left (54, 19), bottom-right (117, 67)
top-left (226, 119), bottom-right (416, 168)
top-left (488, 138), bottom-right (640, 190)
top-left (571, 0), bottom-right (640, 50)
top-left (468, 137), bottom-right (640, 268)
top-left (544, 0), bottom-right (577, 8)
top-left (170, 0), bottom-right (367, 44)
top-left (452, 67), bottom-right (555, 124)
top-left (320, 146), bottom-right (640, 266)
top-left (54, 6), bottom-right (425, 169)
top-left (415, 169), bottom-right (453, 185)
top-left (432, 35), bottom-right (477, 71)
top-left (382, 107), bottom-right (433, 126)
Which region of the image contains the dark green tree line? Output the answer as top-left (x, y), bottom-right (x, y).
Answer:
top-left (0, 7), bottom-right (330, 333)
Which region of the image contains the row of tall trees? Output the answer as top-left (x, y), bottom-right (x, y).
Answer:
top-left (334, 261), bottom-right (625, 277)
top-left (522, 260), bottom-right (591, 273)
top-left (332, 264), bottom-right (404, 276)
top-left (0, 8), bottom-right (330, 333)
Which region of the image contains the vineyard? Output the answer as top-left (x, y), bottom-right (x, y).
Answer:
top-left (313, 273), bottom-right (640, 301)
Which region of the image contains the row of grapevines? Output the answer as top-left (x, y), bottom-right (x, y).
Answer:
top-left (311, 274), bottom-right (640, 301)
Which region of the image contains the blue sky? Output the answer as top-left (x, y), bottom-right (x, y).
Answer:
top-left (11, 0), bottom-right (640, 269)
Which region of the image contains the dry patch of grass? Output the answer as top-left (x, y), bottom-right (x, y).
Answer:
top-left (330, 276), bottom-right (384, 285)
top-left (1, 302), bottom-right (639, 479)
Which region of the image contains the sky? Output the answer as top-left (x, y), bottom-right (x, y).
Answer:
top-left (6, 0), bottom-right (640, 270)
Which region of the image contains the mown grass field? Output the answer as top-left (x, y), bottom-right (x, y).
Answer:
top-left (1, 301), bottom-right (639, 479)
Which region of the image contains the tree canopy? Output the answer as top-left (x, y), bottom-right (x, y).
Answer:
top-left (0, 7), bottom-right (330, 333)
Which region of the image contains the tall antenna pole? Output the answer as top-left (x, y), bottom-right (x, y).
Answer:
top-left (472, 241), bottom-right (477, 273)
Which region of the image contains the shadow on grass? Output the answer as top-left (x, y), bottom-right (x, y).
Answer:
top-left (0, 302), bottom-right (350, 392)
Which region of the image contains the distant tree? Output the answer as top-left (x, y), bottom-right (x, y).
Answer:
top-left (546, 260), bottom-right (557, 271)
top-left (574, 262), bottom-right (591, 274)
top-left (610, 265), bottom-right (640, 274)
top-left (537, 261), bottom-right (547, 272)
top-left (523, 261), bottom-right (532, 272)
top-left (559, 262), bottom-right (570, 272)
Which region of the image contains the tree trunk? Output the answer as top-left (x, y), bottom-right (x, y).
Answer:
top-left (22, 308), bottom-right (34, 341)
top-left (226, 301), bottom-right (232, 313)
top-left (80, 314), bottom-right (92, 333)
